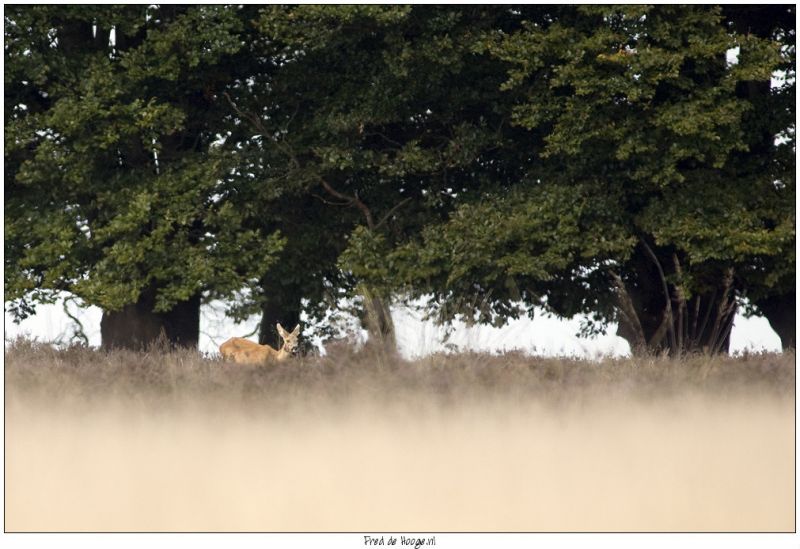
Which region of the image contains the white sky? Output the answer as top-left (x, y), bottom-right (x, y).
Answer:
top-left (3, 293), bottom-right (783, 358)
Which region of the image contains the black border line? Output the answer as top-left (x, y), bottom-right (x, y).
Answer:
top-left (2, 0), bottom-right (798, 532)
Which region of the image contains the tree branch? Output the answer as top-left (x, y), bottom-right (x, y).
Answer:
top-left (647, 309), bottom-right (671, 349)
top-left (375, 197), bottom-right (412, 230)
top-left (610, 271), bottom-right (647, 353)
top-left (690, 293), bottom-right (701, 348)
top-left (708, 267), bottom-right (736, 355)
top-left (320, 178), bottom-right (375, 229)
top-left (222, 91), bottom-right (267, 135)
top-left (672, 252), bottom-right (687, 352)
top-left (364, 130), bottom-right (404, 149)
top-left (311, 193), bottom-right (351, 207)
top-left (639, 238), bottom-right (677, 353)
top-left (712, 299), bottom-right (738, 356)
top-left (62, 296), bottom-right (89, 346)
top-left (695, 288), bottom-right (717, 347)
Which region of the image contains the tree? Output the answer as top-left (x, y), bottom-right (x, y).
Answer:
top-left (7, 6), bottom-right (792, 357)
top-left (217, 5), bottom-right (542, 349)
top-left (368, 5), bottom-right (794, 355)
top-left (722, 5), bottom-right (796, 349)
top-left (5, 6), bottom-right (283, 348)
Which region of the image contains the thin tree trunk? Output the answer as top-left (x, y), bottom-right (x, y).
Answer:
top-left (611, 272), bottom-right (647, 354)
top-left (360, 287), bottom-right (396, 351)
top-left (258, 283), bottom-right (302, 349)
top-left (640, 239), bottom-right (677, 352)
top-left (613, 255), bottom-right (735, 356)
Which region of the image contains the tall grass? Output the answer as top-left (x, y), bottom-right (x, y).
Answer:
top-left (5, 338), bottom-right (793, 408)
top-left (4, 339), bottom-right (795, 532)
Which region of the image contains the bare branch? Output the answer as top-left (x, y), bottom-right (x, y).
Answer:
top-left (222, 91), bottom-right (267, 135)
top-left (690, 293), bottom-right (701, 348)
top-left (708, 267), bottom-right (736, 354)
top-left (639, 238), bottom-right (676, 352)
top-left (62, 296), bottom-right (89, 346)
top-left (375, 196), bottom-right (412, 230)
top-left (311, 193), bottom-right (351, 207)
top-left (223, 92), bottom-right (304, 173)
top-left (647, 309), bottom-right (670, 349)
top-left (712, 300), bottom-right (738, 356)
top-left (672, 253), bottom-right (687, 352)
top-left (320, 178), bottom-right (375, 229)
top-left (284, 102), bottom-right (301, 134)
top-left (364, 130), bottom-right (404, 149)
top-left (695, 287), bottom-right (717, 347)
top-left (610, 271), bottom-right (647, 352)
top-left (319, 177), bottom-right (353, 202)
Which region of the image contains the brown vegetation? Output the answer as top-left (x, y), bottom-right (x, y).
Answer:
top-left (5, 338), bottom-right (794, 407)
top-left (4, 339), bottom-right (795, 532)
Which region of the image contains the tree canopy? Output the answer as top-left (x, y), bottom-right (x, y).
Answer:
top-left (357, 5), bottom-right (796, 353)
top-left (5, 5), bottom-right (795, 353)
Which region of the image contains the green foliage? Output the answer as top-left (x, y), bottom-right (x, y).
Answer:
top-left (5, 5), bottom-right (283, 318)
top-left (377, 5), bottom-right (795, 337)
top-left (215, 5), bottom-right (536, 328)
top-left (5, 5), bottom-right (794, 350)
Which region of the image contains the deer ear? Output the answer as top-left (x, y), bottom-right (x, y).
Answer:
top-left (292, 325), bottom-right (300, 335)
top-left (276, 323), bottom-right (287, 337)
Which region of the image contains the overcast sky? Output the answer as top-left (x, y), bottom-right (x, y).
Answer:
top-left (3, 293), bottom-right (783, 358)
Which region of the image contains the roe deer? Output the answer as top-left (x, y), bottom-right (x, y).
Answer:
top-left (220, 323), bottom-right (300, 364)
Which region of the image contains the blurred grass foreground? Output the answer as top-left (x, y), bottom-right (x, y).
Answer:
top-left (5, 339), bottom-right (795, 532)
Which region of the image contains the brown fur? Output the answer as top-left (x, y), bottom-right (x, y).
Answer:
top-left (220, 324), bottom-right (300, 365)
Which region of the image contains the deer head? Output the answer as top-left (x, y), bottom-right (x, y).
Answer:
top-left (276, 323), bottom-right (301, 356)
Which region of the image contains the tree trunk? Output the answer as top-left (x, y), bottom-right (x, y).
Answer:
top-left (614, 250), bottom-right (735, 356)
top-left (258, 283), bottom-right (303, 348)
top-left (361, 290), bottom-right (396, 351)
top-left (723, 7), bottom-right (794, 352)
top-left (754, 293), bottom-right (796, 350)
top-left (101, 286), bottom-right (200, 350)
top-left (616, 292), bottom-right (735, 356)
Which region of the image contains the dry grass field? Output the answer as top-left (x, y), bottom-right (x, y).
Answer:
top-left (4, 340), bottom-right (795, 532)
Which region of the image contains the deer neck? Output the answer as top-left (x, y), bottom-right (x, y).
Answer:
top-left (275, 347), bottom-right (290, 361)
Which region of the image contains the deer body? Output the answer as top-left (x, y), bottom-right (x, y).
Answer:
top-left (220, 324), bottom-right (300, 365)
